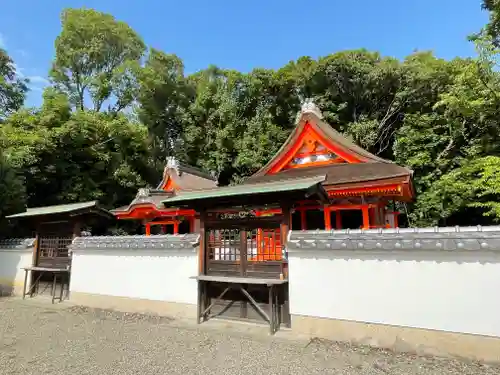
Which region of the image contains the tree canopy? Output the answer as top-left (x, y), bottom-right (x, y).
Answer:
top-left (1, 5), bottom-right (500, 237)
top-left (0, 48), bottom-right (28, 120)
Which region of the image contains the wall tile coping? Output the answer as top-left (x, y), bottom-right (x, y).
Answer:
top-left (0, 238), bottom-right (36, 250)
top-left (287, 226), bottom-right (500, 252)
top-left (69, 234), bottom-right (200, 252)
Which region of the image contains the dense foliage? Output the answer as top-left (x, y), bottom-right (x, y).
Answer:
top-left (1, 5), bottom-right (500, 236)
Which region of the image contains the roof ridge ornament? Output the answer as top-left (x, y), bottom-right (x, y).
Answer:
top-left (166, 156), bottom-right (180, 175)
top-left (299, 98), bottom-right (324, 121)
top-left (136, 188), bottom-right (150, 198)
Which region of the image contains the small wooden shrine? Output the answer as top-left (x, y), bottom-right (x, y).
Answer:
top-left (6, 200), bottom-right (113, 269)
top-left (159, 100), bottom-right (415, 330)
top-left (111, 158), bottom-right (217, 235)
top-left (6, 201), bottom-right (113, 302)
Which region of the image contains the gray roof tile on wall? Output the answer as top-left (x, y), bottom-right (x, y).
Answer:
top-left (0, 238), bottom-right (36, 249)
top-left (287, 226), bottom-right (500, 252)
top-left (70, 234), bottom-right (200, 251)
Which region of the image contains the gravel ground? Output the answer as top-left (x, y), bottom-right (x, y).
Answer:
top-left (0, 298), bottom-right (498, 375)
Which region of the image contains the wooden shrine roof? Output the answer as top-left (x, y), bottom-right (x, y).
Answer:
top-left (156, 157), bottom-right (217, 191)
top-left (112, 158), bottom-right (217, 217)
top-left (162, 175), bottom-right (329, 208)
top-left (111, 190), bottom-right (173, 214)
top-left (245, 100), bottom-right (414, 198)
top-left (6, 200), bottom-right (113, 220)
top-left (245, 162), bottom-right (411, 187)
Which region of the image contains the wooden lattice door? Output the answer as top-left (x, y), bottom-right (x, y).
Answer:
top-left (203, 217), bottom-right (286, 322)
top-left (37, 224), bottom-right (73, 268)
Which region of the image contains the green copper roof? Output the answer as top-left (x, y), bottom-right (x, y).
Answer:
top-left (162, 175), bottom-right (326, 206)
top-left (5, 201), bottom-right (112, 219)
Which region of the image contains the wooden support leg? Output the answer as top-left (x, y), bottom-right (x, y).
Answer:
top-left (283, 284), bottom-right (291, 328)
top-left (202, 285), bottom-right (230, 319)
top-left (268, 285), bottom-right (274, 335)
top-left (52, 273), bottom-right (57, 304)
top-left (274, 287), bottom-right (279, 332)
top-left (203, 282), bottom-right (211, 321)
top-left (22, 269), bottom-right (28, 299)
top-left (197, 280), bottom-right (203, 324)
top-left (59, 273), bottom-right (65, 302)
top-left (34, 271), bottom-right (38, 297)
top-left (51, 272), bottom-right (55, 295)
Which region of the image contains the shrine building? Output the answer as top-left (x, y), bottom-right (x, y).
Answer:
top-left (113, 100), bottom-right (414, 234)
top-left (154, 100), bottom-right (415, 328)
top-left (111, 161), bottom-right (217, 235)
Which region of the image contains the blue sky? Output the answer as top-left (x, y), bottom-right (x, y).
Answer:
top-left (0, 0), bottom-right (489, 107)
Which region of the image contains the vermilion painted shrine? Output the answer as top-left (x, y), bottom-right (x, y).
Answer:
top-left (113, 100), bottom-right (414, 235)
top-left (109, 100), bottom-right (415, 328)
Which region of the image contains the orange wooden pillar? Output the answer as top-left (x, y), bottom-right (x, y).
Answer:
top-left (189, 216), bottom-right (195, 233)
top-left (198, 210), bottom-right (206, 274)
top-left (300, 210), bottom-right (307, 230)
top-left (335, 210), bottom-right (342, 229)
top-left (324, 206), bottom-right (332, 230)
top-left (393, 212), bottom-right (399, 228)
top-left (253, 210), bottom-right (263, 261)
top-left (145, 223), bottom-right (151, 236)
top-left (369, 207), bottom-right (375, 228)
top-left (361, 205), bottom-right (370, 229)
top-left (280, 204), bottom-right (291, 276)
top-left (173, 220), bottom-right (179, 234)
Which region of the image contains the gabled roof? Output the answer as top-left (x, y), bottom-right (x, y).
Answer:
top-left (110, 190), bottom-right (174, 214)
top-left (156, 157), bottom-right (217, 191)
top-left (245, 162), bottom-right (411, 187)
top-left (243, 100), bottom-right (414, 200)
top-left (251, 101), bottom-right (391, 178)
top-left (162, 175), bottom-right (329, 207)
top-left (6, 201), bottom-right (113, 219)
top-left (112, 158), bottom-right (217, 218)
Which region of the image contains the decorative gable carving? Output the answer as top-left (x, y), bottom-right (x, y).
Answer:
top-left (270, 121), bottom-right (355, 173)
top-left (285, 134), bottom-right (346, 169)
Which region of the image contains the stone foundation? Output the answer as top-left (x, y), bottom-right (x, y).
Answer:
top-left (69, 292), bottom-right (197, 319)
top-left (291, 314), bottom-right (500, 363)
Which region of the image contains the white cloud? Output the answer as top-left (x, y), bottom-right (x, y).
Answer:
top-left (26, 75), bottom-right (50, 95)
top-left (28, 75), bottom-right (50, 85)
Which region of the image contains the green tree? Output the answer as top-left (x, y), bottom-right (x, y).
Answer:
top-left (135, 49), bottom-right (191, 175)
top-left (0, 150), bottom-right (26, 238)
top-left (479, 1), bottom-right (500, 46)
top-left (0, 48), bottom-right (28, 119)
top-left (413, 156), bottom-right (500, 226)
top-left (1, 92), bottom-right (154, 211)
top-left (50, 7), bottom-right (145, 112)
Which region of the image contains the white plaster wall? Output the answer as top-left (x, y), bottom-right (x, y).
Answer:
top-left (289, 250), bottom-right (500, 338)
top-left (0, 249), bottom-right (33, 291)
top-left (70, 250), bottom-right (198, 304)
